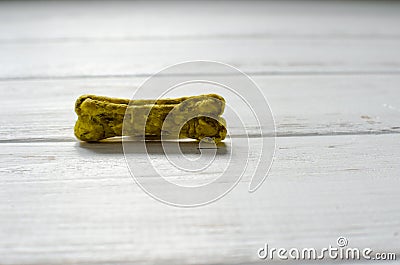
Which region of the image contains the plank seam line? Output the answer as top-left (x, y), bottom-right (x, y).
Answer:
top-left (1, 70), bottom-right (400, 82)
top-left (0, 130), bottom-right (399, 144)
top-left (2, 33), bottom-right (400, 44)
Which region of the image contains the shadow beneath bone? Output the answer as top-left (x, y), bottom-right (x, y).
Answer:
top-left (76, 137), bottom-right (228, 155)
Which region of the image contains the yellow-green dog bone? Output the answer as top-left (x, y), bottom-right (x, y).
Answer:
top-left (74, 94), bottom-right (227, 142)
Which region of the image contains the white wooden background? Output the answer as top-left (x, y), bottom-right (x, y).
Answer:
top-left (0, 1), bottom-right (399, 264)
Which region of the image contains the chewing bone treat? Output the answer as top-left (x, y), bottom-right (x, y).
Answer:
top-left (74, 94), bottom-right (227, 142)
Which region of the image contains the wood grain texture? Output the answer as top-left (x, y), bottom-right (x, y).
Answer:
top-left (1, 1), bottom-right (400, 41)
top-left (0, 75), bottom-right (399, 141)
top-left (0, 134), bottom-right (399, 265)
top-left (1, 2), bottom-right (400, 79)
top-left (1, 38), bottom-right (400, 79)
top-left (1, 1), bottom-right (399, 264)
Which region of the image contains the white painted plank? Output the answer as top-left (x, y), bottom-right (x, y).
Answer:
top-left (1, 1), bottom-right (400, 42)
top-left (2, 2), bottom-right (400, 79)
top-left (1, 38), bottom-right (400, 79)
top-left (1, 2), bottom-right (399, 265)
top-left (0, 134), bottom-right (399, 264)
top-left (0, 75), bottom-right (399, 141)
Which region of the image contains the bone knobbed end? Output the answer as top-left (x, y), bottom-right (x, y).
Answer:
top-left (74, 94), bottom-right (228, 143)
